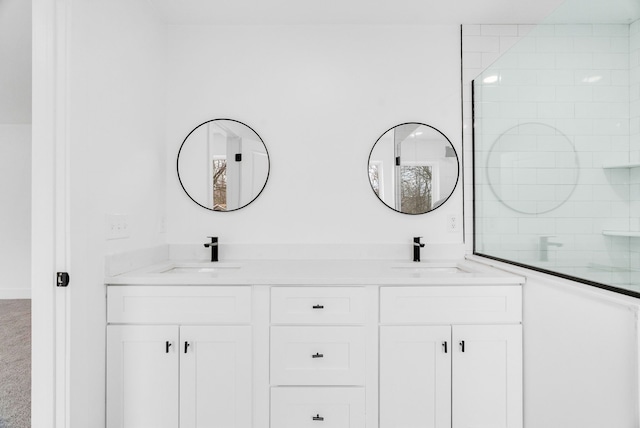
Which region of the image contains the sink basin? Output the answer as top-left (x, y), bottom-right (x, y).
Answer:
top-left (156, 263), bottom-right (242, 274)
top-left (400, 267), bottom-right (464, 273)
top-left (391, 263), bottom-right (469, 274)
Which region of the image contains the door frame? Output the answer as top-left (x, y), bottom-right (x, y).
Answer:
top-left (32, 0), bottom-right (70, 426)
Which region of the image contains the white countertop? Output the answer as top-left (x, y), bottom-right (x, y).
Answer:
top-left (105, 259), bottom-right (525, 286)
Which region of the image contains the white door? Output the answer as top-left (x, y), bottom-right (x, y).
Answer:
top-left (380, 326), bottom-right (452, 428)
top-left (247, 149), bottom-right (269, 203)
top-left (452, 324), bottom-right (523, 428)
top-left (106, 325), bottom-right (179, 428)
top-left (180, 326), bottom-right (252, 428)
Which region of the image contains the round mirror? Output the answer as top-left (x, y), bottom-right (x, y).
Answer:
top-left (486, 122), bottom-right (579, 214)
top-left (368, 123), bottom-right (459, 214)
top-left (177, 119), bottom-right (270, 211)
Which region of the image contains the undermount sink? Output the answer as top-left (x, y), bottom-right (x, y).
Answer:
top-left (156, 263), bottom-right (242, 274)
top-left (391, 263), bottom-right (469, 274)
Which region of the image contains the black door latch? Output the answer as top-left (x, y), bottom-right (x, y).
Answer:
top-left (56, 272), bottom-right (70, 287)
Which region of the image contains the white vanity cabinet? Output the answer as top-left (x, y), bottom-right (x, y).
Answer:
top-left (379, 286), bottom-right (523, 428)
top-left (106, 286), bottom-right (253, 428)
top-left (269, 286), bottom-right (368, 428)
top-left (105, 262), bottom-right (524, 428)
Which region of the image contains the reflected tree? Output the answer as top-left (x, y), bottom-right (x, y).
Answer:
top-left (369, 164), bottom-right (380, 197)
top-left (401, 165), bottom-right (432, 214)
top-left (212, 159), bottom-right (227, 210)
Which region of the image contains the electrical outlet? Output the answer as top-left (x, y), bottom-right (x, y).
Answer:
top-left (106, 214), bottom-right (130, 240)
top-left (158, 216), bottom-right (166, 234)
top-left (447, 214), bottom-right (460, 233)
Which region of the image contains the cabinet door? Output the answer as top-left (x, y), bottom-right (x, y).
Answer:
top-left (180, 326), bottom-right (252, 428)
top-left (380, 326), bottom-right (452, 428)
top-left (106, 325), bottom-right (179, 428)
top-left (452, 325), bottom-right (523, 428)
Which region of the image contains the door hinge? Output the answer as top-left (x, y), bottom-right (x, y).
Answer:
top-left (395, 156), bottom-right (400, 166)
top-left (56, 272), bottom-right (70, 287)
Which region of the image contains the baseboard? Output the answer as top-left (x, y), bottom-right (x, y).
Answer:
top-left (0, 289), bottom-right (32, 299)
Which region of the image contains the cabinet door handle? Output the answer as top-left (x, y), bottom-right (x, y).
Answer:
top-left (184, 341), bottom-right (190, 354)
top-left (166, 341), bottom-right (172, 353)
top-left (312, 304), bottom-right (324, 309)
top-left (459, 340), bottom-right (465, 353)
top-left (312, 352), bottom-right (324, 358)
top-left (442, 341), bottom-right (448, 353)
top-left (312, 414), bottom-right (324, 421)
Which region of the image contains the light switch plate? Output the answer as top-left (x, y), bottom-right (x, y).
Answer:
top-left (106, 214), bottom-right (130, 240)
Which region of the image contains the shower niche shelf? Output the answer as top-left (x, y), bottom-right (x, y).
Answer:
top-left (602, 230), bottom-right (640, 237)
top-left (602, 162), bottom-right (640, 169)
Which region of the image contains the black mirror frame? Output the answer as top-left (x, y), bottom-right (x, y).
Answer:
top-left (367, 122), bottom-right (460, 215)
top-left (176, 118), bottom-right (271, 212)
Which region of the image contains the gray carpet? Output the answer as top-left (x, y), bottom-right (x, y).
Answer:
top-left (0, 300), bottom-right (30, 428)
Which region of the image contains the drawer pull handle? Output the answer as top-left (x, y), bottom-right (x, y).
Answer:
top-left (312, 352), bottom-right (324, 358)
top-left (312, 304), bottom-right (324, 309)
top-left (165, 341), bottom-right (172, 353)
top-left (312, 414), bottom-right (324, 421)
top-left (184, 342), bottom-right (190, 354)
top-left (442, 341), bottom-right (448, 353)
top-left (460, 340), bottom-right (465, 353)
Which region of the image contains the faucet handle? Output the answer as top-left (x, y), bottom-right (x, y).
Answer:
top-left (204, 236), bottom-right (218, 248)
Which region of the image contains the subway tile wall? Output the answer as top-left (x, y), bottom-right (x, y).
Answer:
top-left (463, 23), bottom-right (638, 290)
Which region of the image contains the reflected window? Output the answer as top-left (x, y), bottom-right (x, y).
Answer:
top-left (212, 158), bottom-right (227, 211)
top-left (400, 164), bottom-right (436, 213)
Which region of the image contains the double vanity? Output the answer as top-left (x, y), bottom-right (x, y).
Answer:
top-left (105, 258), bottom-right (524, 428)
top-left (104, 115), bottom-right (511, 428)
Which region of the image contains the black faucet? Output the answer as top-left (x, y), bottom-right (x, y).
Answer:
top-left (413, 237), bottom-right (425, 262)
top-left (204, 236), bottom-right (219, 262)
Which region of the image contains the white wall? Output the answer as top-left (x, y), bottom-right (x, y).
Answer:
top-left (0, 0), bottom-right (31, 123)
top-left (67, 0), bottom-right (167, 425)
top-left (0, 0), bottom-right (31, 298)
top-left (524, 274), bottom-right (638, 428)
top-left (165, 25), bottom-right (465, 257)
top-left (0, 125), bottom-right (31, 298)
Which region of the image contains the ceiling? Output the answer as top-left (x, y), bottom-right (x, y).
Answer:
top-left (148, 0), bottom-right (570, 25)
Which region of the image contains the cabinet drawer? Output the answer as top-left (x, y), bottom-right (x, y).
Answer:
top-left (271, 326), bottom-right (365, 385)
top-left (380, 286), bottom-right (521, 324)
top-left (107, 286), bottom-right (251, 324)
top-left (271, 387), bottom-right (365, 428)
top-left (271, 287), bottom-right (365, 324)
